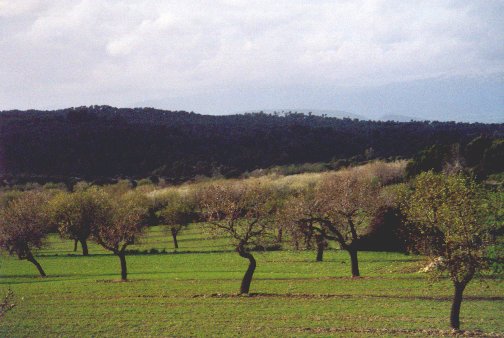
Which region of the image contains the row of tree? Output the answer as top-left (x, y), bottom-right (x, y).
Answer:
top-left (0, 164), bottom-right (501, 331)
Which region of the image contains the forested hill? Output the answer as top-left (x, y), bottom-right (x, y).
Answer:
top-left (1, 105), bottom-right (503, 183)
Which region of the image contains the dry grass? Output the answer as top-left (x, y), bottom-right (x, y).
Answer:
top-left (148, 160), bottom-right (407, 199)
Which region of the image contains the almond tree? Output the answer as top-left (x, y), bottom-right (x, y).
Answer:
top-left (0, 191), bottom-right (50, 277)
top-left (92, 190), bottom-right (150, 281)
top-left (402, 172), bottom-right (496, 331)
top-left (279, 187), bottom-right (330, 261)
top-left (316, 172), bottom-right (383, 277)
top-left (199, 181), bottom-right (276, 294)
top-left (49, 188), bottom-right (107, 256)
top-left (280, 171), bottom-right (382, 277)
top-left (157, 191), bottom-right (197, 249)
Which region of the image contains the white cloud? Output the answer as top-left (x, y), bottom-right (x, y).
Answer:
top-left (0, 0), bottom-right (43, 17)
top-left (0, 0), bottom-right (503, 112)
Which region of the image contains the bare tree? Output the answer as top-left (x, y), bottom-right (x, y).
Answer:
top-left (199, 181), bottom-right (276, 294)
top-left (0, 191), bottom-right (50, 277)
top-left (402, 172), bottom-right (496, 331)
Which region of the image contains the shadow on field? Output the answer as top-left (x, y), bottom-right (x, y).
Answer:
top-left (192, 292), bottom-right (504, 302)
top-left (36, 249), bottom-right (235, 258)
top-left (0, 272), bottom-right (120, 284)
top-left (267, 257), bottom-right (421, 264)
top-left (256, 275), bottom-right (429, 281)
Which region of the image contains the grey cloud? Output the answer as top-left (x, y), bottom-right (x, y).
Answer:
top-left (0, 0), bottom-right (503, 121)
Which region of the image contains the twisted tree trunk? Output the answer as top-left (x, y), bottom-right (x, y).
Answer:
top-left (237, 244), bottom-right (256, 294)
top-left (26, 252), bottom-right (46, 277)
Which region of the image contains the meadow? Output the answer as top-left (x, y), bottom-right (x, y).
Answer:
top-left (0, 224), bottom-right (503, 337)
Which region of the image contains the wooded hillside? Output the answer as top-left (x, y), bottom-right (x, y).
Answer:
top-left (1, 106), bottom-right (502, 183)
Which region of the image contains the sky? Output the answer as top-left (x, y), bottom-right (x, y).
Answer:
top-left (1, 0), bottom-right (503, 122)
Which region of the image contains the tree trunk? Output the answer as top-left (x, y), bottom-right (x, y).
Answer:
top-left (450, 281), bottom-right (467, 331)
top-left (237, 245), bottom-right (256, 294)
top-left (305, 225), bottom-right (313, 249)
top-left (171, 228), bottom-right (179, 249)
top-left (79, 239), bottom-right (89, 256)
top-left (276, 227), bottom-right (283, 243)
top-left (118, 252), bottom-right (127, 281)
top-left (26, 252), bottom-right (46, 277)
top-left (348, 248), bottom-right (360, 277)
top-left (73, 239), bottom-right (78, 252)
top-left (316, 237), bottom-right (325, 262)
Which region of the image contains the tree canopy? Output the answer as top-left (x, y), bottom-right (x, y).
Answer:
top-left (0, 191), bottom-right (51, 276)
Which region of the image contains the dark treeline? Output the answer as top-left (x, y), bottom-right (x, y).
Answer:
top-left (1, 105), bottom-right (503, 184)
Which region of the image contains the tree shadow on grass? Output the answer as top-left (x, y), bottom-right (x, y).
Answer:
top-left (0, 270), bottom-right (232, 284)
top-left (0, 272), bottom-right (119, 285)
top-left (35, 249), bottom-right (235, 258)
top-left (192, 292), bottom-right (504, 302)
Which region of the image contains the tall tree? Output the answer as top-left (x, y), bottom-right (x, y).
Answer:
top-left (0, 191), bottom-right (50, 277)
top-left (402, 171), bottom-right (497, 331)
top-left (199, 181), bottom-right (276, 294)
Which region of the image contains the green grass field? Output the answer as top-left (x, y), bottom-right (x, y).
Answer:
top-left (1, 225), bottom-right (503, 337)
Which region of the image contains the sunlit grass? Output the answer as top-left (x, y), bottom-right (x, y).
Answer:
top-left (0, 224), bottom-right (502, 337)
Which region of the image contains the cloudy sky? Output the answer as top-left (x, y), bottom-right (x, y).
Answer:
top-left (1, 0), bottom-right (503, 122)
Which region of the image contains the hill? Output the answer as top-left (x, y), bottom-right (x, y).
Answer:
top-left (0, 105), bottom-right (503, 184)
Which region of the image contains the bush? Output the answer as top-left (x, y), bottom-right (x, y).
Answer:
top-left (356, 206), bottom-right (408, 252)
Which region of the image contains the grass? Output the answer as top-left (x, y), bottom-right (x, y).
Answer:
top-left (0, 224), bottom-right (503, 337)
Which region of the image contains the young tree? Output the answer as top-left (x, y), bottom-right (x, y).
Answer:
top-left (49, 188), bottom-right (107, 256)
top-left (199, 181), bottom-right (276, 294)
top-left (402, 172), bottom-right (496, 331)
top-left (0, 191), bottom-right (50, 277)
top-left (157, 191), bottom-right (197, 249)
top-left (92, 190), bottom-right (150, 281)
top-left (0, 289), bottom-right (15, 319)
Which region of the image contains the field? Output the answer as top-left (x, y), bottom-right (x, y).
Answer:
top-left (0, 225), bottom-right (503, 337)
